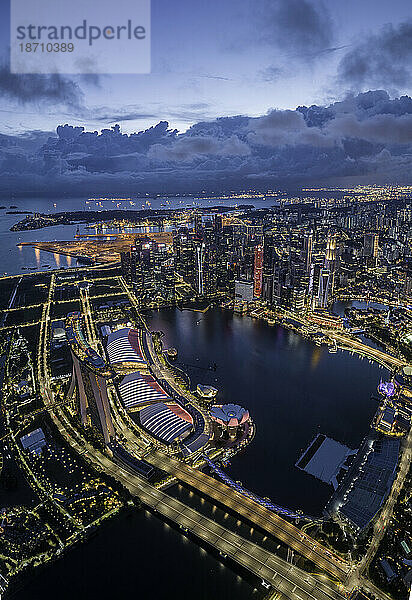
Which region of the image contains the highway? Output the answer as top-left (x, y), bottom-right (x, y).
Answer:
top-left (144, 451), bottom-right (349, 581)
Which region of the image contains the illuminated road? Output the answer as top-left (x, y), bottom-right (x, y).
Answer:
top-left (144, 452), bottom-right (349, 581)
top-left (40, 390), bottom-right (347, 600)
top-left (326, 331), bottom-right (406, 370)
top-left (280, 309), bottom-right (407, 370)
top-left (348, 421), bottom-right (412, 599)
top-left (128, 291), bottom-right (349, 580)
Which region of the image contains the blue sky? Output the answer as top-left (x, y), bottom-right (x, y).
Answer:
top-left (1, 0), bottom-right (411, 134)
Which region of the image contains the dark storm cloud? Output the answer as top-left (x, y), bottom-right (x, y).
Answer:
top-left (2, 91), bottom-right (412, 195)
top-left (338, 21), bottom-right (412, 89)
top-left (148, 134), bottom-right (250, 162)
top-left (258, 0), bottom-right (335, 59)
top-left (327, 113), bottom-right (412, 145)
top-left (0, 66), bottom-right (84, 109)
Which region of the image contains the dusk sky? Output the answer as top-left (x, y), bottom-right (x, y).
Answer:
top-left (0, 0), bottom-right (412, 195)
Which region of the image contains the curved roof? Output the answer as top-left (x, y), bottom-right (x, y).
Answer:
top-left (378, 381), bottom-right (397, 397)
top-left (118, 372), bottom-right (170, 409)
top-left (106, 328), bottom-right (146, 366)
top-left (139, 402), bottom-right (192, 444)
top-left (210, 403), bottom-right (249, 427)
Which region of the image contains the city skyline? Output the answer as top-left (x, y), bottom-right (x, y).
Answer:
top-left (0, 2), bottom-right (411, 600)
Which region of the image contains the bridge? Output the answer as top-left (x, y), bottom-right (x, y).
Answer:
top-left (326, 331), bottom-right (407, 370)
top-left (203, 454), bottom-right (314, 520)
top-left (280, 309), bottom-right (407, 371)
top-left (144, 451), bottom-right (349, 581)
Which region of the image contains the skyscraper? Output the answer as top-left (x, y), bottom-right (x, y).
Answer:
top-left (303, 232), bottom-right (313, 273)
top-left (318, 268), bottom-right (331, 309)
top-left (253, 245), bottom-right (264, 298)
top-left (196, 242), bottom-right (205, 295)
top-left (363, 233), bottom-right (379, 264)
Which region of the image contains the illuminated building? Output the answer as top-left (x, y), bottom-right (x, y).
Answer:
top-left (196, 242), bottom-right (205, 295)
top-left (139, 402), bottom-right (193, 444)
top-left (66, 313), bottom-right (115, 444)
top-left (363, 232), bottom-right (379, 266)
top-left (69, 352), bottom-right (115, 444)
top-left (210, 403), bottom-right (250, 439)
top-left (325, 233), bottom-right (337, 271)
top-left (253, 245), bottom-right (263, 298)
top-left (303, 232), bottom-right (313, 273)
top-left (318, 268), bottom-right (331, 308)
top-left (363, 232), bottom-right (379, 259)
top-left (121, 238), bottom-right (175, 303)
top-left (378, 380), bottom-right (397, 398)
top-left (234, 279), bottom-right (254, 302)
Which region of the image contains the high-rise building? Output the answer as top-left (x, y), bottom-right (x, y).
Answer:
top-left (234, 279), bottom-right (254, 302)
top-left (318, 268), bottom-right (331, 308)
top-left (70, 355), bottom-right (115, 444)
top-left (303, 232), bottom-right (313, 273)
top-left (121, 238), bottom-right (175, 303)
top-left (325, 233), bottom-right (337, 272)
top-left (196, 242), bottom-right (205, 295)
top-left (363, 233), bottom-right (379, 263)
top-left (253, 245), bottom-right (264, 298)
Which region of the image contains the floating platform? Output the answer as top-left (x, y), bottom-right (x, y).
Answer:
top-left (196, 384), bottom-right (218, 399)
top-left (296, 434), bottom-right (357, 490)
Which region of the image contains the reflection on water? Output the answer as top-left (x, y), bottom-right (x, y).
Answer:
top-left (310, 346), bottom-right (322, 370)
top-left (148, 307), bottom-right (387, 516)
top-left (34, 247), bottom-right (40, 267)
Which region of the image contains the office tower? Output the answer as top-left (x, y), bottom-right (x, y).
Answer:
top-left (253, 245), bottom-right (264, 298)
top-left (303, 232), bottom-right (313, 273)
top-left (363, 233), bottom-right (379, 264)
top-left (325, 233), bottom-right (337, 272)
top-left (318, 268), bottom-right (331, 308)
top-left (121, 238), bottom-right (175, 303)
top-left (196, 242), bottom-right (205, 295)
top-left (234, 280), bottom-right (254, 302)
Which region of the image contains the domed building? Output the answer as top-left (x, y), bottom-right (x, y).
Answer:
top-left (378, 380), bottom-right (397, 398)
top-left (210, 403), bottom-right (250, 439)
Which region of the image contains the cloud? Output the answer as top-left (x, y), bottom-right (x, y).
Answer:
top-left (257, 0), bottom-right (335, 59)
top-left (1, 90), bottom-right (412, 195)
top-left (148, 135), bottom-right (251, 162)
top-left (327, 113), bottom-right (412, 145)
top-left (0, 66), bottom-right (84, 109)
top-left (338, 21), bottom-right (412, 90)
top-left (94, 110), bottom-right (159, 123)
top-left (248, 109), bottom-right (336, 147)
